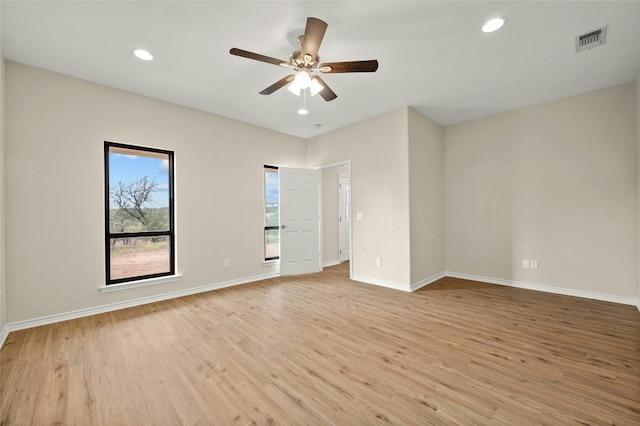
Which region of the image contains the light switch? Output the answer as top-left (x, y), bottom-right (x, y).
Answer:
top-left (356, 212), bottom-right (363, 220)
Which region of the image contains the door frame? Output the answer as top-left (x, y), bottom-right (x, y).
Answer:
top-left (316, 160), bottom-right (353, 280)
top-left (338, 174), bottom-right (351, 262)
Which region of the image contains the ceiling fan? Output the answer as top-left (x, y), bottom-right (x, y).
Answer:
top-left (230, 17), bottom-right (378, 102)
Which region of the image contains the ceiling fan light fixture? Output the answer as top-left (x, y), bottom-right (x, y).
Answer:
top-left (294, 68), bottom-right (311, 89)
top-left (230, 17), bottom-right (378, 103)
top-left (287, 83), bottom-right (301, 96)
top-left (309, 78), bottom-right (324, 96)
top-left (482, 17), bottom-right (505, 33)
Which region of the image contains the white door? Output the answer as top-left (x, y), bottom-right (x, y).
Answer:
top-left (338, 174), bottom-right (351, 262)
top-left (279, 167), bottom-right (321, 276)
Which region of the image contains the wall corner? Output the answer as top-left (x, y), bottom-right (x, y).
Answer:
top-left (0, 52), bottom-right (7, 338)
top-left (636, 73), bottom-right (640, 304)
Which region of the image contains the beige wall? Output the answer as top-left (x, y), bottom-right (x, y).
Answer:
top-left (445, 83), bottom-right (638, 299)
top-left (408, 108), bottom-right (444, 285)
top-left (321, 164), bottom-right (349, 265)
top-left (5, 62), bottom-right (308, 323)
top-left (308, 108), bottom-right (411, 288)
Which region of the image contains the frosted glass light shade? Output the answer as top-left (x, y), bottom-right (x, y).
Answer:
top-left (287, 83), bottom-right (301, 96)
top-left (294, 69), bottom-right (311, 89)
top-left (309, 78), bottom-right (324, 96)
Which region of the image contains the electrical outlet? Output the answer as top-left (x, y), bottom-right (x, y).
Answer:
top-left (376, 257), bottom-right (382, 267)
top-left (530, 260), bottom-right (538, 270)
top-left (522, 259), bottom-right (530, 269)
top-left (223, 259), bottom-right (230, 268)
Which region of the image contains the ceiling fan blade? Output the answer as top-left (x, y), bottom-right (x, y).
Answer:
top-left (230, 48), bottom-right (291, 67)
top-left (319, 60), bottom-right (379, 73)
top-left (259, 75), bottom-right (295, 95)
top-left (301, 17), bottom-right (328, 63)
top-left (312, 76), bottom-right (337, 101)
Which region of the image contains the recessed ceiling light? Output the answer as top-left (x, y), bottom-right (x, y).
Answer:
top-left (297, 108), bottom-right (309, 116)
top-left (133, 49), bottom-right (153, 61)
top-left (482, 17), bottom-right (505, 33)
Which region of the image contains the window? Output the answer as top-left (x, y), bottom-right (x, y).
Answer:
top-left (105, 142), bottom-right (175, 284)
top-left (264, 165), bottom-right (279, 261)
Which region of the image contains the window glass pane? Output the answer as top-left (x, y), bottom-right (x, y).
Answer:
top-left (265, 169), bottom-right (279, 226)
top-left (109, 148), bottom-right (170, 233)
top-left (265, 229), bottom-right (280, 260)
top-left (109, 236), bottom-right (171, 281)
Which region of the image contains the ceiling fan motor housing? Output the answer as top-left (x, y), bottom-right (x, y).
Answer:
top-left (290, 49), bottom-right (319, 68)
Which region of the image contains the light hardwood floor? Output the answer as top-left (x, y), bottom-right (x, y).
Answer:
top-left (1, 263), bottom-right (639, 425)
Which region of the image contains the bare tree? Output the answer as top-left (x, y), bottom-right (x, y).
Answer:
top-left (110, 176), bottom-right (158, 228)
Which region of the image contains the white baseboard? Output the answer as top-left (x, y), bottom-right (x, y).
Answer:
top-left (3, 270), bottom-right (638, 351)
top-left (351, 274), bottom-right (411, 292)
top-left (353, 270), bottom-right (639, 307)
top-left (0, 324), bottom-right (9, 349)
top-left (410, 272), bottom-right (446, 292)
top-left (445, 271), bottom-right (639, 306)
top-left (1, 272), bottom-right (279, 344)
top-left (322, 260), bottom-right (341, 268)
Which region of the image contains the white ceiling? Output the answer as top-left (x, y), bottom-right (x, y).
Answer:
top-left (2, 1), bottom-right (640, 138)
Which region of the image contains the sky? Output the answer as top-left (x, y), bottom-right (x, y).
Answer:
top-left (265, 170), bottom-right (279, 204)
top-left (109, 152), bottom-right (170, 208)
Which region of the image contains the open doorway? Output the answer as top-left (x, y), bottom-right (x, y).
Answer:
top-left (319, 161), bottom-right (352, 278)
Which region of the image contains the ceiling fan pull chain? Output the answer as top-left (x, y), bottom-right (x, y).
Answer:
top-left (298, 89), bottom-right (309, 115)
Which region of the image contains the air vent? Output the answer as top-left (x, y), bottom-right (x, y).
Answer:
top-left (575, 26), bottom-right (607, 53)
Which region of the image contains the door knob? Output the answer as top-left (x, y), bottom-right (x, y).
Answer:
top-left (281, 224), bottom-right (287, 229)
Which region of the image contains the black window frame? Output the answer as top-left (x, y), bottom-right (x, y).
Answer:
top-left (104, 141), bottom-right (175, 284)
top-left (264, 165), bottom-right (280, 261)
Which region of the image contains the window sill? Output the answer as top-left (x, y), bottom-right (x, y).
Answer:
top-left (99, 274), bottom-right (182, 293)
top-left (263, 259), bottom-right (280, 266)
